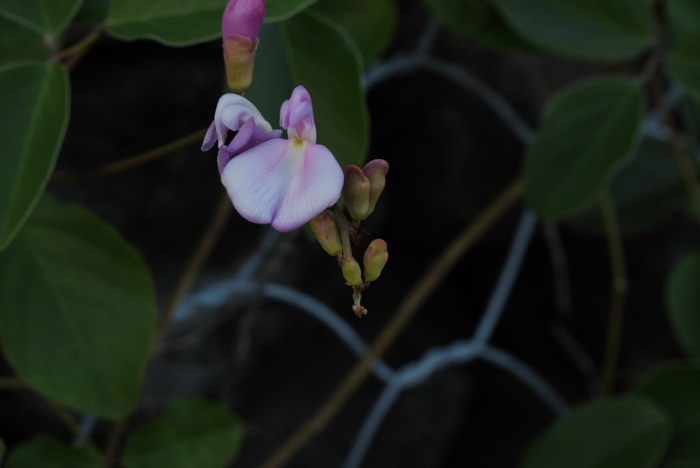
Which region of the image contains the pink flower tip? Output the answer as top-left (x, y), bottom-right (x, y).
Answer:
top-left (222, 0), bottom-right (266, 42)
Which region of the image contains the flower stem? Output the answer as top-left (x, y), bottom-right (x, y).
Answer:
top-left (258, 176), bottom-right (524, 468)
top-left (332, 204), bottom-right (353, 259)
top-left (599, 190), bottom-right (628, 395)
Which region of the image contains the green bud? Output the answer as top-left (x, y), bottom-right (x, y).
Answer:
top-left (223, 35), bottom-right (258, 94)
top-left (342, 165), bottom-right (370, 221)
top-left (341, 256), bottom-right (363, 286)
top-left (310, 212), bottom-right (343, 257)
top-left (362, 159), bottom-right (389, 217)
top-left (363, 239), bottom-right (388, 282)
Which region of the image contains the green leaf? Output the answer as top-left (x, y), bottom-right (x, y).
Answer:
top-left (281, 10), bottom-right (368, 167)
top-left (635, 363), bottom-right (700, 467)
top-left (422, 0), bottom-right (536, 53)
top-left (0, 18), bottom-right (51, 70)
top-left (521, 396), bottom-right (672, 468)
top-left (0, 195), bottom-right (156, 419)
top-left (666, 0), bottom-right (700, 44)
top-left (107, 0), bottom-right (316, 46)
top-left (667, 251), bottom-right (700, 358)
top-left (5, 435), bottom-right (101, 468)
top-left (73, 0), bottom-right (111, 24)
top-left (669, 31), bottom-right (700, 104)
top-left (492, 0), bottom-right (653, 61)
top-left (565, 137), bottom-right (690, 234)
top-left (0, 63), bottom-right (69, 250)
top-left (525, 77), bottom-right (644, 219)
top-left (122, 397), bottom-right (244, 468)
top-left (310, 0), bottom-right (396, 64)
top-left (0, 0), bottom-right (84, 35)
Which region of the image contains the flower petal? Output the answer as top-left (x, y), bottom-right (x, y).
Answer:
top-left (217, 117), bottom-right (283, 173)
top-left (279, 85), bottom-right (316, 143)
top-left (211, 93), bottom-right (273, 148)
top-left (201, 122), bottom-right (217, 151)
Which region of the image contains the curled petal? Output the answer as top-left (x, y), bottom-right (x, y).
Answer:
top-left (204, 93), bottom-right (272, 150)
top-left (221, 139), bottom-right (343, 231)
top-left (201, 122), bottom-right (218, 151)
top-left (279, 85), bottom-right (316, 143)
top-left (217, 117), bottom-right (282, 173)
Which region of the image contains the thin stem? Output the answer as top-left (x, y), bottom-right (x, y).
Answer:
top-left (102, 419), bottom-right (127, 468)
top-left (0, 376), bottom-right (25, 390)
top-left (651, 77), bottom-right (700, 218)
top-left (258, 176), bottom-right (524, 468)
top-left (53, 128), bottom-right (208, 181)
top-left (59, 25), bottom-right (105, 61)
top-left (332, 204), bottom-right (353, 258)
top-left (599, 190), bottom-right (628, 395)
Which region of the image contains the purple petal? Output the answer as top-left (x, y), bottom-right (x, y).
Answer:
top-left (222, 0), bottom-right (266, 42)
top-left (201, 122), bottom-right (217, 151)
top-left (221, 139), bottom-right (343, 231)
top-left (210, 93), bottom-right (272, 148)
top-left (217, 118), bottom-right (283, 173)
top-left (279, 86), bottom-right (316, 143)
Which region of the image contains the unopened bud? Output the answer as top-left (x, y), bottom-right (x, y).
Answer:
top-left (342, 165), bottom-right (370, 221)
top-left (362, 159), bottom-right (389, 217)
top-left (222, 0), bottom-right (266, 94)
top-left (310, 212), bottom-right (342, 257)
top-left (341, 256), bottom-right (363, 286)
top-left (363, 239), bottom-right (388, 282)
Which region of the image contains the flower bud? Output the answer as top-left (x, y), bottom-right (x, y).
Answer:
top-left (342, 165), bottom-right (370, 221)
top-left (363, 239), bottom-right (388, 282)
top-left (222, 0), bottom-right (266, 94)
top-left (362, 159), bottom-right (389, 217)
top-left (341, 256), bottom-right (363, 286)
top-left (310, 212), bottom-right (342, 257)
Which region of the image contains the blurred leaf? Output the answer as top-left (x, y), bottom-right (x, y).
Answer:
top-left (73, 0), bottom-right (111, 24)
top-left (635, 363), bottom-right (700, 467)
top-left (311, 0), bottom-right (396, 64)
top-left (0, 63), bottom-right (69, 250)
top-left (565, 137), bottom-right (689, 234)
top-left (669, 31), bottom-right (700, 104)
top-left (521, 396), bottom-right (672, 468)
top-left (525, 77), bottom-right (644, 219)
top-left (667, 251), bottom-right (700, 358)
top-left (0, 195), bottom-right (156, 419)
top-left (245, 23), bottom-right (294, 121)
top-left (5, 435), bottom-right (101, 468)
top-left (122, 397), bottom-right (244, 468)
top-left (0, 18), bottom-right (51, 70)
top-left (666, 0), bottom-right (700, 43)
top-left (492, 0), bottom-right (653, 61)
top-left (423, 0), bottom-right (536, 53)
top-left (107, 0), bottom-right (315, 46)
top-left (281, 10), bottom-right (368, 167)
top-left (0, 438), bottom-right (5, 463)
top-left (0, 0), bottom-right (83, 35)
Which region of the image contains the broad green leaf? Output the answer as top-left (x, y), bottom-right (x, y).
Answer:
top-left (566, 137), bottom-right (690, 234)
top-left (423, 0), bottom-right (536, 53)
top-left (667, 251), bottom-right (700, 357)
top-left (281, 10), bottom-right (368, 167)
top-left (311, 0), bottom-right (396, 64)
top-left (667, 0), bottom-right (700, 44)
top-left (492, 0), bottom-right (653, 61)
top-left (74, 0), bottom-right (111, 24)
top-left (0, 18), bottom-right (51, 70)
top-left (521, 396), bottom-right (672, 468)
top-left (525, 77), bottom-right (644, 219)
top-left (669, 31), bottom-right (700, 104)
top-left (5, 435), bottom-right (101, 468)
top-left (635, 363), bottom-right (700, 467)
top-left (0, 0), bottom-right (83, 35)
top-left (107, 0), bottom-right (315, 46)
top-left (0, 63), bottom-right (69, 249)
top-left (122, 397), bottom-right (244, 468)
top-left (0, 195), bottom-right (156, 419)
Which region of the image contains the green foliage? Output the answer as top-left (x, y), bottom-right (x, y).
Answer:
top-left (566, 137), bottom-right (690, 234)
top-left (422, 0), bottom-right (534, 52)
top-left (635, 363), bottom-right (700, 467)
top-left (666, 251), bottom-right (700, 358)
top-left (311, 0), bottom-right (396, 64)
top-left (0, 195), bottom-right (156, 419)
top-left (280, 10), bottom-right (368, 167)
top-left (666, 0), bottom-right (700, 43)
top-left (0, 438), bottom-right (5, 464)
top-left (521, 396), bottom-right (672, 468)
top-left (0, 63), bottom-right (69, 249)
top-left (122, 397), bottom-right (244, 468)
top-left (525, 77), bottom-right (644, 219)
top-left (4, 435), bottom-right (101, 468)
top-left (73, 0), bottom-right (111, 24)
top-left (669, 31), bottom-right (700, 104)
top-left (0, 18), bottom-right (51, 70)
top-left (0, 0), bottom-right (84, 35)
top-left (107, 0), bottom-right (316, 46)
top-left (492, 0), bottom-right (653, 61)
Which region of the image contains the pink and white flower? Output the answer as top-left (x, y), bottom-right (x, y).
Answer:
top-left (202, 86), bottom-right (344, 232)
